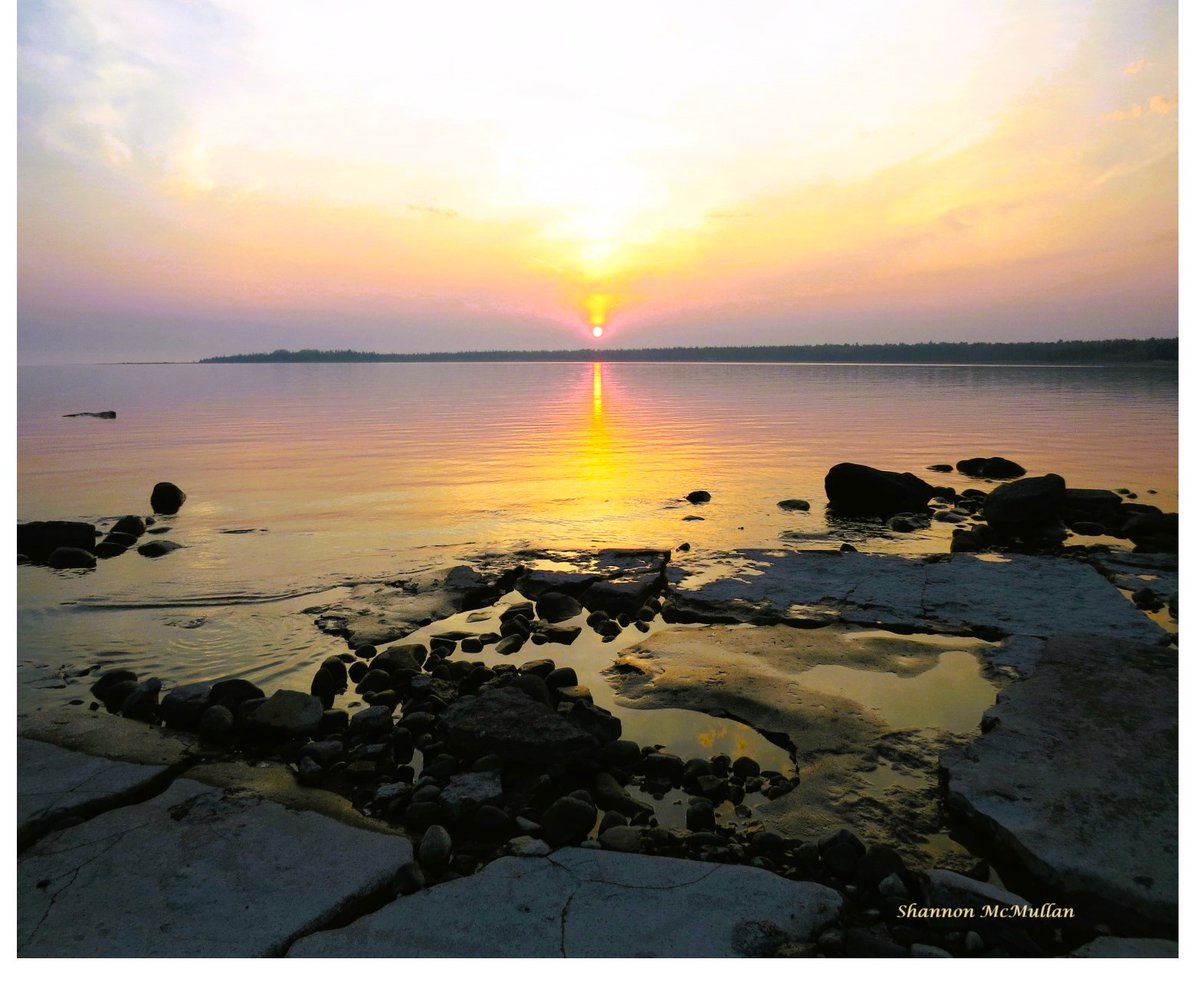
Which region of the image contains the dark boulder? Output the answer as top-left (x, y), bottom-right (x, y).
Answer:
top-left (120, 677), bottom-right (162, 721)
top-left (579, 573), bottom-right (661, 618)
top-left (541, 794), bottom-right (597, 846)
top-left (956, 457), bottom-right (1026, 479)
top-left (159, 681), bottom-right (214, 730)
top-left (150, 482), bottom-right (187, 514)
top-left (244, 690), bottom-right (324, 738)
top-left (102, 679), bottom-right (139, 714)
top-left (535, 592), bottom-right (582, 623)
top-left (1061, 489), bottom-right (1123, 523)
top-left (209, 678), bottom-right (264, 710)
top-left (94, 541), bottom-right (128, 559)
top-left (137, 540), bottom-right (183, 558)
top-left (17, 521), bottom-right (97, 564)
top-left (63, 410), bottom-right (117, 419)
top-left (567, 701), bottom-right (622, 744)
top-left (90, 669), bottom-right (138, 702)
top-left (110, 515), bottom-right (147, 538)
top-left (685, 490), bottom-right (712, 504)
top-left (982, 474), bottom-right (1066, 532)
top-left (824, 463), bottom-right (936, 517)
top-left (372, 643), bottom-right (427, 674)
top-left (439, 687), bottom-right (599, 765)
top-left (198, 704), bottom-right (236, 743)
top-left (47, 546), bottom-right (96, 570)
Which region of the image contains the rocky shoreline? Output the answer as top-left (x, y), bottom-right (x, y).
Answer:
top-left (16, 460), bottom-right (1178, 957)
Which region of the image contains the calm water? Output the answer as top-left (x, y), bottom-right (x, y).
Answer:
top-left (17, 361), bottom-right (1177, 714)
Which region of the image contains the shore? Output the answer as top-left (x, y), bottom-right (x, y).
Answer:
top-left (16, 463), bottom-right (1179, 957)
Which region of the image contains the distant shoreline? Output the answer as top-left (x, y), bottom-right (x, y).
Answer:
top-left (197, 338), bottom-right (1176, 366)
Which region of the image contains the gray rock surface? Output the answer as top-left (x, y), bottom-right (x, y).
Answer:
top-left (18, 778), bottom-right (412, 956)
top-left (941, 636), bottom-right (1176, 926)
top-left (17, 738), bottom-right (174, 845)
top-left (290, 847), bottom-right (842, 957)
top-left (1068, 936), bottom-right (1178, 957)
top-left (665, 550), bottom-right (1163, 642)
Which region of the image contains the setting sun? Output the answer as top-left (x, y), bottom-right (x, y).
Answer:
top-left (592, 326), bottom-right (604, 339)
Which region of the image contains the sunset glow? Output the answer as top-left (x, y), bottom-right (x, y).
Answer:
top-left (16, 0), bottom-right (1178, 362)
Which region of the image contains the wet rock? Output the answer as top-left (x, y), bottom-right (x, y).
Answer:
top-left (309, 668), bottom-right (340, 706)
top-left (686, 799), bottom-right (715, 832)
top-left (685, 490), bottom-right (711, 504)
top-left (63, 410), bottom-right (117, 419)
top-left (542, 794), bottom-right (597, 846)
top-left (600, 739), bottom-right (641, 768)
top-left (599, 825), bottom-right (642, 853)
top-left (296, 757), bottom-right (324, 786)
top-left (911, 943), bottom-right (953, 957)
top-left (119, 677), bottom-right (162, 721)
top-left (845, 928), bottom-right (910, 958)
top-left (245, 690), bottom-right (325, 738)
top-left (956, 457), bottom-right (1026, 479)
top-left (47, 547), bottom-right (96, 569)
top-left (927, 464), bottom-right (954, 473)
top-left (94, 541), bottom-right (128, 559)
top-left (566, 701), bottom-right (622, 744)
top-left (300, 739), bottom-right (345, 767)
top-left (349, 705), bottom-right (394, 739)
top-left (732, 755), bottom-right (760, 779)
top-left (197, 704), bottom-right (235, 743)
top-left (886, 513), bottom-right (927, 533)
top-left (150, 482), bottom-right (187, 514)
top-left (90, 669), bottom-right (138, 702)
top-left (1061, 488), bottom-right (1123, 523)
top-left (393, 861), bottom-right (425, 896)
top-left (209, 678), bottom-right (264, 710)
top-left (818, 829), bottom-right (865, 878)
top-left (17, 521), bottom-right (97, 564)
top-left (472, 805), bottom-right (512, 839)
top-left (641, 752), bottom-right (685, 784)
top-left (824, 462), bottom-right (936, 517)
top-left (137, 540), bottom-right (183, 558)
top-left (777, 499), bottom-right (811, 511)
top-left (950, 526), bottom-right (992, 553)
top-left (580, 573), bottom-right (662, 618)
top-left (519, 658), bottom-right (556, 677)
top-left (110, 515), bottom-right (146, 538)
top-left (440, 687), bottom-right (599, 764)
top-left (438, 771), bottom-right (503, 820)
top-left (535, 592), bottom-right (582, 623)
top-left (982, 473), bottom-right (1066, 532)
top-left (372, 643), bottom-right (427, 674)
top-left (418, 825), bottom-right (453, 872)
top-left (544, 666), bottom-right (578, 690)
top-left (159, 681), bottom-right (214, 731)
top-left (494, 634), bottom-right (524, 656)
top-left (355, 669), bottom-right (392, 695)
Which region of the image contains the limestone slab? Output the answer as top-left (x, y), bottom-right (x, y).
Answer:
top-left (18, 738), bottom-right (174, 844)
top-left (667, 550), bottom-right (1163, 642)
top-left (290, 846), bottom-right (842, 957)
top-left (940, 636), bottom-right (1176, 926)
top-left (18, 778), bottom-right (412, 956)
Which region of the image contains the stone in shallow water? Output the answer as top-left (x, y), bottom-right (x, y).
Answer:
top-left (439, 687), bottom-right (598, 764)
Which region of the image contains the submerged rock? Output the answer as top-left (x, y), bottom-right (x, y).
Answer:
top-left (137, 540), bottom-right (184, 558)
top-left (955, 456), bottom-right (1026, 479)
top-left (63, 410), bottom-right (117, 419)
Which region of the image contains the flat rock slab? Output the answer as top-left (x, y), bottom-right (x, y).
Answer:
top-left (291, 847), bottom-right (842, 957)
top-left (18, 778), bottom-right (412, 956)
top-left (666, 550), bottom-right (1163, 643)
top-left (18, 705), bottom-right (198, 766)
top-left (18, 738), bottom-right (174, 845)
top-left (941, 636), bottom-right (1176, 926)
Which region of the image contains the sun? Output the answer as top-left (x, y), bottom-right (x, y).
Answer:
top-left (592, 326), bottom-right (604, 339)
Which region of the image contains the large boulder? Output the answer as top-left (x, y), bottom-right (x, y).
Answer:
top-left (244, 690), bottom-right (324, 738)
top-left (1060, 489), bottom-right (1123, 524)
top-left (47, 547), bottom-right (96, 569)
top-left (982, 474), bottom-right (1066, 532)
top-left (17, 521), bottom-right (96, 564)
top-left (956, 457), bottom-right (1026, 479)
top-left (150, 482), bottom-right (187, 514)
top-left (579, 573), bottom-right (661, 618)
top-left (823, 463), bottom-right (935, 517)
top-left (535, 592), bottom-right (582, 623)
top-left (439, 687), bottom-right (599, 764)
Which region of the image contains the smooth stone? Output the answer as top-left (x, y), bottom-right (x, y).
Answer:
top-left (18, 778), bottom-right (411, 956)
top-left (288, 848), bottom-right (842, 957)
top-left (542, 794), bottom-right (598, 846)
top-left (158, 681), bottom-right (214, 731)
top-left (136, 539), bottom-right (184, 558)
top-left (245, 690), bottom-right (325, 738)
top-left (824, 462), bottom-right (935, 516)
top-left (1068, 937), bottom-right (1178, 957)
top-left (418, 824), bottom-right (453, 872)
top-left (777, 499), bottom-right (811, 511)
top-left (149, 481), bottom-right (187, 514)
top-left (535, 592), bottom-right (583, 624)
top-left (955, 456), bottom-right (1026, 479)
top-left (598, 825), bottom-right (643, 853)
top-left (47, 546), bottom-right (96, 569)
top-left (16, 520), bottom-right (96, 564)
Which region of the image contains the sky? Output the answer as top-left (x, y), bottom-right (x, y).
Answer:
top-left (15, 0), bottom-right (1179, 361)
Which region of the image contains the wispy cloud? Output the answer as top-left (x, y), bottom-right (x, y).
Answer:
top-left (1123, 58), bottom-right (1147, 75)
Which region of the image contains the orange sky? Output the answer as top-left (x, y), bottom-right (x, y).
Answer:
top-left (17, 0), bottom-right (1177, 361)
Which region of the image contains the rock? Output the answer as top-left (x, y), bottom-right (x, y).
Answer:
top-left (300, 740), bottom-right (345, 767)
top-left (309, 668), bottom-right (339, 706)
top-left (566, 701), bottom-right (622, 744)
top-left (731, 755), bottom-right (760, 779)
top-left (245, 690), bottom-right (325, 738)
top-left (955, 456), bottom-right (1026, 479)
top-left (209, 678), bottom-right (264, 710)
top-left (982, 473), bottom-right (1066, 532)
top-left (845, 927), bottom-right (909, 958)
top-left (159, 681), bottom-right (214, 730)
top-left (940, 637), bottom-right (1176, 926)
top-left (393, 862), bottom-right (425, 896)
top-left (494, 634), bottom-right (524, 656)
top-left (90, 669), bottom-right (138, 702)
top-left (926, 464), bottom-right (954, 473)
top-left (372, 643), bottom-right (426, 674)
top-left (418, 825), bottom-right (453, 872)
top-left (63, 410), bottom-right (117, 418)
top-left (886, 514), bottom-right (926, 533)
top-left (136, 540), bottom-right (183, 558)
top-left (685, 490), bottom-right (711, 504)
top-left (1068, 937), bottom-right (1178, 957)
top-left (198, 705), bottom-right (235, 742)
top-left (818, 829), bottom-right (865, 878)
top-left (296, 756), bottom-right (324, 786)
top-left (290, 847), bottom-right (842, 957)
top-left (472, 805), bottom-right (512, 839)
top-left (349, 705), bottom-right (394, 739)
top-left (1061, 488), bottom-right (1124, 522)
top-left (94, 541), bottom-right (128, 559)
top-left (110, 515), bottom-right (146, 538)
top-left (150, 482), bottom-right (187, 514)
top-left (580, 573), bottom-right (662, 618)
top-left (777, 499), bottom-right (810, 511)
top-left (17, 521), bottom-right (97, 563)
top-left (438, 772), bottom-right (503, 820)
top-left (600, 740), bottom-right (641, 768)
top-left (641, 752), bottom-right (685, 784)
top-left (599, 825), bottom-right (642, 853)
top-left (507, 836), bottom-right (552, 858)
top-left (119, 677), bottom-right (162, 721)
top-left (911, 943), bottom-right (953, 957)
top-left (950, 526), bottom-right (991, 552)
top-left (47, 546), bottom-right (96, 569)
top-left (439, 687), bottom-right (599, 764)
top-left (824, 462), bottom-right (936, 516)
top-left (535, 592), bottom-right (582, 623)
top-left (541, 794), bottom-right (598, 846)
top-left (686, 799), bottom-right (715, 832)
top-left (544, 666), bottom-right (578, 689)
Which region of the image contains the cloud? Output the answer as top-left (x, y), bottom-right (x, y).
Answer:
top-left (1123, 58), bottom-right (1147, 75)
top-left (1104, 94), bottom-right (1177, 122)
top-left (1148, 94), bottom-right (1178, 115)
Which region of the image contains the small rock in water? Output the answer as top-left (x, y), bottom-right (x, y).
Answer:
top-left (776, 499), bottom-right (810, 511)
top-left (137, 540), bottom-right (183, 558)
top-left (47, 547), bottom-right (96, 569)
top-left (150, 481), bottom-right (187, 514)
top-left (685, 490), bottom-right (712, 504)
top-left (535, 592), bottom-right (582, 623)
top-left (63, 410), bottom-right (117, 419)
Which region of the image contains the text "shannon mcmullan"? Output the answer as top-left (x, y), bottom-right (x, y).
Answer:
top-left (896, 902), bottom-right (1075, 920)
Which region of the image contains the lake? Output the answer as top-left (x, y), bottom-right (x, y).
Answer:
top-left (17, 360), bottom-right (1177, 710)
